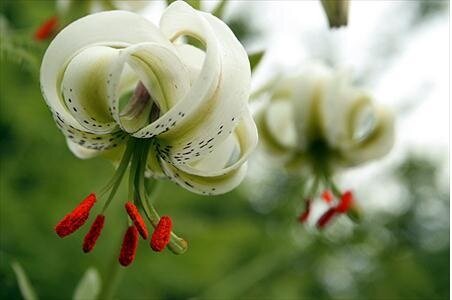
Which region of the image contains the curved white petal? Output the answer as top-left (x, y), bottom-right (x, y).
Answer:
top-left (159, 112), bottom-right (257, 194)
top-left (67, 139), bottom-right (102, 159)
top-left (342, 107), bottom-right (395, 166)
top-left (264, 99), bottom-right (297, 149)
top-left (107, 42), bottom-right (191, 133)
top-left (149, 1), bottom-right (252, 165)
top-left (40, 11), bottom-right (171, 150)
top-left (61, 46), bottom-right (119, 133)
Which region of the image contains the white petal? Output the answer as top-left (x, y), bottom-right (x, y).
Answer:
top-left (342, 107), bottom-right (395, 165)
top-left (291, 66), bottom-right (331, 150)
top-left (174, 44), bottom-right (204, 84)
top-left (107, 42), bottom-right (191, 133)
top-left (151, 1), bottom-right (251, 165)
top-left (61, 46), bottom-right (119, 133)
top-left (159, 112), bottom-right (257, 194)
top-left (40, 11), bottom-right (171, 151)
top-left (264, 99), bottom-right (297, 149)
top-left (67, 139), bottom-right (101, 159)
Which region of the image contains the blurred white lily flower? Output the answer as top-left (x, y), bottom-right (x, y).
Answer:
top-left (255, 64), bottom-right (394, 228)
top-left (41, 1), bottom-right (257, 260)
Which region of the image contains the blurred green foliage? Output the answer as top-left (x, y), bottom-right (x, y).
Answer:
top-left (0, 1), bottom-right (449, 300)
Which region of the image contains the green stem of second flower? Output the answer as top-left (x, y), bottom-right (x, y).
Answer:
top-left (329, 180), bottom-right (342, 198)
top-left (307, 176), bottom-right (320, 198)
top-left (135, 139), bottom-right (188, 255)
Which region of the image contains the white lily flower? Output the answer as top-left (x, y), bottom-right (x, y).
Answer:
top-left (256, 64), bottom-right (393, 174)
top-left (255, 64), bottom-right (394, 228)
top-left (41, 1), bottom-right (257, 259)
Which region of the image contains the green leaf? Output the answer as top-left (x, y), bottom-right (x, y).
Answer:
top-left (212, 0), bottom-right (228, 19)
top-left (11, 262), bottom-right (38, 300)
top-left (248, 50), bottom-right (265, 73)
top-left (73, 268), bottom-right (102, 300)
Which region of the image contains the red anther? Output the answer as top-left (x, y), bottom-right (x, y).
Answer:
top-left (316, 208), bottom-right (337, 229)
top-left (336, 190), bottom-right (353, 213)
top-left (298, 199), bottom-right (311, 223)
top-left (150, 216), bottom-right (172, 252)
top-left (321, 190), bottom-right (334, 203)
top-left (82, 214), bottom-right (105, 253)
top-left (34, 16), bottom-right (58, 41)
top-left (119, 226), bottom-right (139, 267)
top-left (125, 202), bottom-right (148, 239)
top-left (55, 193), bottom-right (97, 238)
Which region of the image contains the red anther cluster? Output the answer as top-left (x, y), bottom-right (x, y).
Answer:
top-left (321, 190), bottom-right (333, 203)
top-left (55, 193), bottom-right (96, 238)
top-left (55, 192), bottom-right (176, 266)
top-left (83, 214), bottom-right (105, 253)
top-left (151, 216), bottom-right (172, 252)
top-left (316, 190), bottom-right (354, 229)
top-left (34, 16), bottom-right (59, 41)
top-left (119, 226), bottom-right (139, 267)
top-left (298, 199), bottom-right (311, 223)
top-left (125, 202), bottom-right (149, 239)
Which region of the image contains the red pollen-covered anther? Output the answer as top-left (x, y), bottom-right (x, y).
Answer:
top-left (34, 16), bottom-right (59, 41)
top-left (55, 193), bottom-right (97, 238)
top-left (125, 202), bottom-right (149, 239)
top-left (298, 199), bottom-right (311, 223)
top-left (82, 214), bottom-right (105, 253)
top-left (336, 190), bottom-right (353, 213)
top-left (321, 190), bottom-right (334, 203)
top-left (150, 216), bottom-right (172, 252)
top-left (316, 208), bottom-right (337, 229)
top-left (119, 226), bottom-right (139, 267)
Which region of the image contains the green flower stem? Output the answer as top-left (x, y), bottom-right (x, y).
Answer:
top-left (98, 234), bottom-right (124, 300)
top-left (100, 142), bottom-right (134, 213)
top-left (135, 140), bottom-right (188, 255)
top-left (307, 176), bottom-right (320, 198)
top-left (99, 138), bottom-right (134, 198)
top-left (329, 180), bottom-right (342, 198)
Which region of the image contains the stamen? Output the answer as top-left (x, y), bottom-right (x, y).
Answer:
top-left (125, 202), bottom-right (149, 239)
top-left (150, 216), bottom-right (172, 252)
top-left (336, 191), bottom-right (353, 213)
top-left (321, 190), bottom-right (333, 203)
top-left (298, 199), bottom-right (311, 223)
top-left (55, 193), bottom-right (96, 238)
top-left (119, 226), bottom-right (139, 267)
top-left (316, 208), bottom-right (337, 229)
top-left (34, 16), bottom-right (58, 41)
top-left (82, 214), bottom-right (105, 253)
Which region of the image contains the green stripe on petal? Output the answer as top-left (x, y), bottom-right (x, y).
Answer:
top-left (61, 46), bottom-right (119, 132)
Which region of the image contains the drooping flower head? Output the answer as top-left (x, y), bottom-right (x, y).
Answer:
top-left (255, 64), bottom-right (394, 227)
top-left (41, 1), bottom-right (257, 265)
